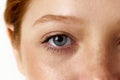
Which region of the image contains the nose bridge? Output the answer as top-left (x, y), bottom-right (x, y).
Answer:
top-left (89, 36), bottom-right (108, 65)
top-left (88, 41), bottom-right (110, 79)
top-left (85, 28), bottom-right (113, 79)
top-left (74, 27), bottom-right (119, 79)
top-left (86, 27), bottom-right (108, 64)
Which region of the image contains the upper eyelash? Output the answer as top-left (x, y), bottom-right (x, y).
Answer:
top-left (40, 30), bottom-right (78, 44)
top-left (41, 34), bottom-right (70, 43)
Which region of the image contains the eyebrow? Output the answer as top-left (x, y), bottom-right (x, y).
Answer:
top-left (33, 14), bottom-right (83, 26)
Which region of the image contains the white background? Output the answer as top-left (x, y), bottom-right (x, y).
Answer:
top-left (0, 0), bottom-right (25, 80)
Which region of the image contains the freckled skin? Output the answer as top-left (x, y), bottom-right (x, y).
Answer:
top-left (9, 0), bottom-right (120, 80)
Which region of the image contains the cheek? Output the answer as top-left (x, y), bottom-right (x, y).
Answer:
top-left (20, 42), bottom-right (66, 80)
top-left (20, 42), bottom-right (87, 80)
top-left (22, 55), bottom-right (88, 80)
top-left (21, 50), bottom-right (73, 80)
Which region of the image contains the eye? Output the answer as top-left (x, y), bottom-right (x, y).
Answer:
top-left (41, 32), bottom-right (78, 54)
top-left (49, 35), bottom-right (71, 47)
top-left (44, 34), bottom-right (72, 47)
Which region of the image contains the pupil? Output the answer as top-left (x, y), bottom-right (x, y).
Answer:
top-left (55, 36), bottom-right (63, 42)
top-left (53, 35), bottom-right (67, 46)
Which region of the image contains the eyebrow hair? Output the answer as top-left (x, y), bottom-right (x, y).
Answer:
top-left (33, 14), bottom-right (83, 26)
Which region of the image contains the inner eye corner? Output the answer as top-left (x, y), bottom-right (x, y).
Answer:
top-left (117, 39), bottom-right (120, 45)
top-left (113, 38), bottom-right (120, 46)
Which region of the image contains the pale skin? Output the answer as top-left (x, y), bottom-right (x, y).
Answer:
top-left (8, 0), bottom-right (120, 80)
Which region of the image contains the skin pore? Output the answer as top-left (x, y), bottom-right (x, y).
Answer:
top-left (9, 0), bottom-right (120, 80)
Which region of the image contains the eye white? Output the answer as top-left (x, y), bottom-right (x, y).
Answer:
top-left (48, 36), bottom-right (72, 47)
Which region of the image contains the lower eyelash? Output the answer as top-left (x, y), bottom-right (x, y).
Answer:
top-left (46, 46), bottom-right (71, 54)
top-left (42, 42), bottom-right (78, 54)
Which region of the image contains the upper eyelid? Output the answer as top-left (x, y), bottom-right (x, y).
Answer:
top-left (41, 34), bottom-right (67, 43)
top-left (41, 31), bottom-right (77, 43)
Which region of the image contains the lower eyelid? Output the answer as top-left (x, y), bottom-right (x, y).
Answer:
top-left (42, 41), bottom-right (78, 54)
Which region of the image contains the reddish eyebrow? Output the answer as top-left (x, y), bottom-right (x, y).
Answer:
top-left (33, 14), bottom-right (83, 25)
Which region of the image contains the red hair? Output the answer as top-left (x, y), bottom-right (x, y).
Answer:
top-left (4, 0), bottom-right (30, 48)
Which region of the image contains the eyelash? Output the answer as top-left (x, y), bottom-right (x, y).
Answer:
top-left (41, 33), bottom-right (78, 54)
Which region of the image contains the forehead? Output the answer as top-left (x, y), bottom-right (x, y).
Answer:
top-left (27, 0), bottom-right (120, 15)
top-left (22, 0), bottom-right (120, 27)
